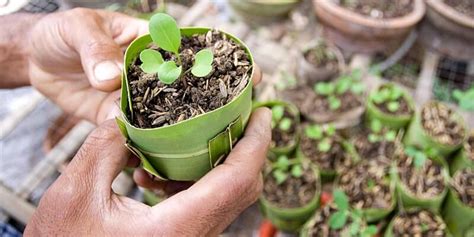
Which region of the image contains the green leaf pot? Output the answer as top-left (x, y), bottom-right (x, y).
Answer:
top-left (450, 131), bottom-right (473, 175)
top-left (365, 83), bottom-right (415, 130)
top-left (143, 190), bottom-right (163, 206)
top-left (391, 156), bottom-right (449, 212)
top-left (403, 101), bottom-right (467, 157)
top-left (228, 0), bottom-right (300, 24)
top-left (259, 166), bottom-right (321, 233)
top-left (384, 209), bottom-right (452, 237)
top-left (117, 28), bottom-right (254, 181)
top-left (442, 184), bottom-right (474, 237)
top-left (253, 100), bottom-right (301, 156)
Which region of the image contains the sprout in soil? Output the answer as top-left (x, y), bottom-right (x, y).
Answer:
top-left (367, 119), bottom-right (397, 143)
top-left (329, 189), bottom-right (378, 237)
top-left (305, 124), bottom-right (336, 153)
top-left (404, 146), bottom-right (439, 170)
top-left (453, 86), bottom-right (474, 112)
top-left (139, 13), bottom-right (214, 84)
top-left (314, 69), bottom-right (365, 110)
top-left (271, 155), bottom-right (304, 185)
top-left (370, 84), bottom-right (404, 113)
top-left (271, 105), bottom-right (292, 132)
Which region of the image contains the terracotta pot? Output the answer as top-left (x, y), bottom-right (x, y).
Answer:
top-left (313, 0), bottom-right (426, 54)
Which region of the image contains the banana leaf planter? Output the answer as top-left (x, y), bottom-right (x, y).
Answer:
top-left (403, 101), bottom-right (467, 157)
top-left (442, 185), bottom-right (474, 237)
top-left (366, 83), bottom-right (415, 130)
top-left (259, 166), bottom-right (321, 233)
top-left (450, 131), bottom-right (474, 175)
top-left (384, 209), bottom-right (451, 237)
top-left (117, 28), bottom-right (254, 181)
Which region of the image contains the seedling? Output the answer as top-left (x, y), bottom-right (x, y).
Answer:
top-left (370, 84), bottom-right (405, 113)
top-left (306, 42), bottom-right (336, 65)
top-left (404, 146), bottom-right (439, 169)
top-left (328, 189), bottom-right (378, 237)
top-left (305, 124), bottom-right (336, 153)
top-left (367, 119), bottom-right (397, 143)
top-left (453, 86), bottom-right (474, 111)
top-left (139, 13), bottom-right (214, 84)
top-left (314, 69), bottom-right (365, 110)
top-left (271, 105), bottom-right (293, 132)
top-left (271, 155), bottom-right (304, 185)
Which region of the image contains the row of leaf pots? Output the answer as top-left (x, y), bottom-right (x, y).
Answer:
top-left (229, 0), bottom-right (474, 57)
top-left (257, 82), bottom-right (473, 236)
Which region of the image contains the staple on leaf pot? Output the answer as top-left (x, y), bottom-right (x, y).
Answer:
top-left (118, 26), bottom-right (254, 181)
top-left (403, 101), bottom-right (467, 157)
top-left (384, 209), bottom-right (450, 237)
top-left (366, 83), bottom-right (415, 130)
top-left (259, 156), bottom-right (321, 233)
top-left (450, 131), bottom-right (474, 175)
top-left (442, 168), bottom-right (474, 237)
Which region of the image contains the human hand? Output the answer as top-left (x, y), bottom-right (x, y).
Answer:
top-left (25, 108), bottom-right (271, 236)
top-left (29, 8), bottom-right (147, 124)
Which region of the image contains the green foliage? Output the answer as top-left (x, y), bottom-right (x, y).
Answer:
top-left (367, 119), bottom-right (397, 143)
top-left (370, 84), bottom-right (405, 113)
top-left (305, 124), bottom-right (337, 153)
top-left (271, 105), bottom-right (293, 132)
top-left (278, 118), bottom-right (292, 131)
top-left (404, 146), bottom-right (439, 169)
top-left (141, 13), bottom-right (215, 84)
top-left (453, 86), bottom-right (474, 111)
top-left (313, 70), bottom-right (365, 111)
top-left (271, 156), bottom-right (304, 185)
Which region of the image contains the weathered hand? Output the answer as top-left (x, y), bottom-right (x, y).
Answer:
top-left (29, 8), bottom-right (147, 124)
top-left (25, 108), bottom-right (271, 236)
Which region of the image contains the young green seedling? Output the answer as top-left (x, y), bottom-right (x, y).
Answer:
top-left (305, 124), bottom-right (336, 153)
top-left (329, 189), bottom-right (378, 237)
top-left (404, 146), bottom-right (439, 170)
top-left (314, 69), bottom-right (365, 110)
top-left (367, 119), bottom-right (397, 143)
top-left (370, 85), bottom-right (405, 113)
top-left (271, 105), bottom-right (293, 132)
top-left (139, 13), bottom-right (214, 84)
top-left (271, 155), bottom-right (304, 185)
top-left (453, 86), bottom-right (474, 112)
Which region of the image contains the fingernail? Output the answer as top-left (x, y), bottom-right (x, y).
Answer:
top-left (94, 61), bottom-right (122, 82)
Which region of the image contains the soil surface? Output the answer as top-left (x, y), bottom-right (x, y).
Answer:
top-left (452, 168), bottom-right (474, 207)
top-left (263, 165), bottom-right (318, 208)
top-left (304, 43), bottom-right (338, 70)
top-left (339, 0), bottom-right (414, 19)
top-left (392, 210), bottom-right (446, 237)
top-left (352, 130), bottom-right (395, 169)
top-left (421, 103), bottom-right (465, 145)
top-left (300, 134), bottom-right (348, 172)
top-left (339, 160), bottom-right (392, 209)
top-left (127, 30), bottom-right (252, 128)
top-left (272, 110), bottom-right (298, 148)
top-left (444, 0), bottom-right (474, 18)
top-left (397, 152), bottom-right (446, 199)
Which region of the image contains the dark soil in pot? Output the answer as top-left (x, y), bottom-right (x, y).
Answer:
top-left (300, 133), bottom-right (349, 173)
top-left (467, 136), bottom-right (474, 161)
top-left (339, 160), bottom-right (392, 210)
top-left (272, 110), bottom-right (298, 149)
top-left (451, 168), bottom-right (474, 207)
top-left (421, 103), bottom-right (466, 146)
top-left (304, 43), bottom-right (339, 74)
top-left (397, 152), bottom-right (446, 199)
top-left (262, 165), bottom-right (318, 208)
top-left (444, 0), bottom-right (474, 18)
top-left (127, 30), bottom-right (252, 128)
top-left (352, 130), bottom-right (394, 168)
top-left (338, 0), bottom-right (414, 19)
top-left (392, 210), bottom-right (447, 237)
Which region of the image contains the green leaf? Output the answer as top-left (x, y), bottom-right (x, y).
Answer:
top-left (271, 105), bottom-right (285, 122)
top-left (333, 189), bottom-right (349, 211)
top-left (291, 165), bottom-right (303, 178)
top-left (305, 125), bottom-right (323, 140)
top-left (414, 152), bottom-right (427, 169)
top-left (384, 130), bottom-right (397, 141)
top-left (362, 225), bottom-right (378, 237)
top-left (351, 83), bottom-right (365, 95)
top-left (326, 124), bottom-right (336, 136)
top-left (329, 210), bottom-right (348, 230)
top-left (278, 118), bottom-right (292, 131)
top-left (335, 77), bottom-right (351, 95)
top-left (367, 179), bottom-right (375, 189)
top-left (275, 155), bottom-right (290, 170)
top-left (314, 82), bottom-right (335, 95)
top-left (273, 169), bottom-right (288, 185)
top-left (140, 49), bottom-right (164, 74)
top-left (157, 61), bottom-right (182, 84)
top-left (404, 146), bottom-right (419, 157)
top-left (349, 221), bottom-right (360, 235)
top-left (387, 101), bottom-right (400, 112)
top-left (318, 138), bottom-right (331, 153)
top-left (389, 86), bottom-right (404, 100)
top-left (149, 13), bottom-right (181, 55)
top-left (191, 48), bottom-right (214, 77)
top-left (368, 133), bottom-right (380, 143)
top-left (328, 96), bottom-right (341, 110)
top-left (370, 119), bottom-right (383, 133)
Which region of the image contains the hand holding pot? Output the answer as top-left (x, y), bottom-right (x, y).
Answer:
top-left (25, 108), bottom-right (271, 236)
top-left (28, 8), bottom-right (148, 124)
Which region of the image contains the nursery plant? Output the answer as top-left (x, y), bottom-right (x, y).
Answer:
top-left (391, 145), bottom-right (449, 212)
top-left (298, 41), bottom-right (343, 85)
top-left (442, 168), bottom-right (474, 237)
top-left (366, 83), bottom-right (414, 129)
top-left (453, 86), bottom-right (474, 112)
top-left (260, 155), bottom-right (321, 232)
top-left (450, 130), bottom-right (474, 175)
top-left (300, 189), bottom-right (378, 237)
top-left (384, 209), bottom-right (449, 237)
top-left (116, 13), bottom-right (254, 180)
top-left (404, 101), bottom-right (467, 156)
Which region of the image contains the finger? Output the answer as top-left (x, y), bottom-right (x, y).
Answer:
top-left (133, 168), bottom-right (193, 195)
top-left (126, 155), bottom-right (140, 168)
top-left (252, 64), bottom-right (262, 86)
top-left (97, 10), bottom-right (149, 46)
top-left (152, 108), bottom-right (272, 235)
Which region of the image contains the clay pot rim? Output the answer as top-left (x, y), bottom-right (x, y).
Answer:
top-left (314, 0), bottom-right (426, 29)
top-left (426, 0), bottom-right (474, 28)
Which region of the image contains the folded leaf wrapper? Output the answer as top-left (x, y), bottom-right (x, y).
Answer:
top-left (442, 187), bottom-right (474, 237)
top-left (118, 28), bottom-right (254, 181)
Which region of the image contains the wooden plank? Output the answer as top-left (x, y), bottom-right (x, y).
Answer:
top-left (0, 183), bottom-right (36, 224)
